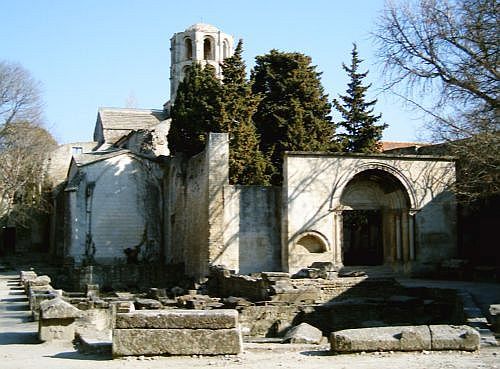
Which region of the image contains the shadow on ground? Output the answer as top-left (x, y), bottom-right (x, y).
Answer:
top-left (47, 351), bottom-right (111, 361)
top-left (0, 331), bottom-right (39, 344)
top-left (300, 350), bottom-right (332, 357)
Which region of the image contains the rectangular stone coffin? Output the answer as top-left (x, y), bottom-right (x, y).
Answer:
top-left (112, 309), bottom-right (242, 357)
top-left (331, 326), bottom-right (432, 353)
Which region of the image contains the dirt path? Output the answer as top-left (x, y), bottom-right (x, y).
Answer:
top-left (0, 271), bottom-right (499, 369)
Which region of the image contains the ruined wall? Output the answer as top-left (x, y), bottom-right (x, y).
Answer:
top-left (223, 186), bottom-right (281, 274)
top-left (166, 134), bottom-right (229, 280)
top-left (65, 154), bottom-right (163, 264)
top-left (283, 153), bottom-right (456, 274)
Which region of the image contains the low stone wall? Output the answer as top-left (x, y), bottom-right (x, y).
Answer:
top-left (112, 309), bottom-right (242, 357)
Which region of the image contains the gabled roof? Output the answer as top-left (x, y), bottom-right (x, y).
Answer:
top-left (94, 107), bottom-right (167, 144)
top-left (380, 141), bottom-right (428, 152)
top-left (72, 148), bottom-right (129, 167)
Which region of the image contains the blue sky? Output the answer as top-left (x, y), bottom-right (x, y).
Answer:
top-left (1, 0), bottom-right (426, 144)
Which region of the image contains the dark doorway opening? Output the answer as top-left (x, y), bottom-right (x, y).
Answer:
top-left (342, 210), bottom-right (383, 266)
top-left (1, 227), bottom-right (16, 255)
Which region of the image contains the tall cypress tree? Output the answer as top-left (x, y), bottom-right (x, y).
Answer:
top-left (251, 50), bottom-right (337, 185)
top-left (221, 40), bottom-right (270, 185)
top-left (333, 44), bottom-right (387, 153)
top-left (167, 63), bottom-right (222, 156)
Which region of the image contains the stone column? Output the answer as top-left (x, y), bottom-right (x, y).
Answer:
top-left (332, 210), bottom-right (343, 266)
top-left (395, 212), bottom-right (402, 261)
top-left (409, 211), bottom-right (416, 261)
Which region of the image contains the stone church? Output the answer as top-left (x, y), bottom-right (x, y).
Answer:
top-left (45, 24), bottom-right (457, 287)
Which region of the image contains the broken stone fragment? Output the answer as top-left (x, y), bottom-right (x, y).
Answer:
top-left (489, 304), bottom-right (500, 333)
top-left (30, 275), bottom-right (52, 286)
top-left (338, 270), bottom-right (366, 278)
top-left (40, 297), bottom-right (81, 319)
top-left (282, 323), bottom-right (323, 344)
top-left (309, 262), bottom-right (338, 272)
top-left (223, 296), bottom-right (253, 308)
top-left (148, 288), bottom-right (167, 299)
top-left (134, 298), bottom-right (162, 310)
top-left (292, 268), bottom-right (327, 279)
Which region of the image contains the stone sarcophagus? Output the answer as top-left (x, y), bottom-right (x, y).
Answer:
top-left (112, 309), bottom-right (242, 357)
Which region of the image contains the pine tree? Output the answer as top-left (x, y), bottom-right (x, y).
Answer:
top-left (333, 44), bottom-right (387, 153)
top-left (251, 50), bottom-right (337, 185)
top-left (167, 63), bottom-right (223, 156)
top-left (221, 40), bottom-right (270, 185)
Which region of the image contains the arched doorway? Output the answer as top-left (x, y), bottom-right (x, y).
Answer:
top-left (340, 169), bottom-right (411, 266)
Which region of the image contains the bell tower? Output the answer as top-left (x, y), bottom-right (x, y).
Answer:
top-left (169, 23), bottom-right (234, 103)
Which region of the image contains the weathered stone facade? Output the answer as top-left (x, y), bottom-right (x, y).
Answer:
top-left (283, 152), bottom-right (456, 275)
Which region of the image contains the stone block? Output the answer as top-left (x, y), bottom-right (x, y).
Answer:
top-left (30, 292), bottom-right (55, 320)
top-left (283, 323), bottom-right (323, 344)
top-left (148, 288), bottom-right (167, 299)
top-left (110, 300), bottom-right (135, 313)
top-left (429, 325), bottom-right (479, 351)
top-left (330, 326), bottom-right (431, 352)
top-left (112, 328), bottom-right (242, 356)
top-left (115, 309), bottom-right (238, 329)
top-left (261, 272), bottom-right (290, 282)
top-left (40, 297), bottom-right (81, 319)
top-left (489, 304), bottom-right (500, 333)
top-left (39, 318), bottom-right (76, 342)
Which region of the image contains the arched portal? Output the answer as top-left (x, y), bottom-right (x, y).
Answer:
top-left (339, 169), bottom-right (411, 266)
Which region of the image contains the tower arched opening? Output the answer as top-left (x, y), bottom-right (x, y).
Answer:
top-left (204, 37), bottom-right (214, 60)
top-left (184, 37), bottom-right (193, 60)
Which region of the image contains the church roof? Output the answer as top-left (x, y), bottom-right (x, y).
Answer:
top-left (95, 107), bottom-right (167, 144)
top-left (186, 23), bottom-right (219, 32)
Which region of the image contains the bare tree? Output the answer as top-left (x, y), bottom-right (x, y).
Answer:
top-left (0, 61), bottom-right (56, 227)
top-left (0, 61), bottom-right (43, 125)
top-left (0, 121), bottom-right (57, 226)
top-left (374, 0), bottom-right (499, 201)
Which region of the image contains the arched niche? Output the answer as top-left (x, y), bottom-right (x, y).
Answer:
top-left (293, 231), bottom-right (329, 254)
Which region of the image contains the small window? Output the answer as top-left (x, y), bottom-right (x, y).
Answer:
top-left (72, 146), bottom-right (83, 155)
top-left (185, 37), bottom-right (193, 60)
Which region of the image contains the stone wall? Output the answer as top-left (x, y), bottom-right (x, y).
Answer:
top-left (166, 134), bottom-right (228, 280)
top-left (65, 153), bottom-right (164, 265)
top-left (223, 186), bottom-right (282, 274)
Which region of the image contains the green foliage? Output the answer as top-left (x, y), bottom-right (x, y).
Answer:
top-left (251, 50), bottom-right (337, 184)
top-left (333, 44), bottom-right (387, 153)
top-left (167, 63), bottom-right (223, 156)
top-left (221, 40), bottom-right (270, 185)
